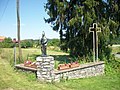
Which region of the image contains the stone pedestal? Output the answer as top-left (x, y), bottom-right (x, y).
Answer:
top-left (36, 56), bottom-right (54, 82)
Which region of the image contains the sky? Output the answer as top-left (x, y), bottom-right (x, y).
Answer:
top-left (0, 0), bottom-right (59, 40)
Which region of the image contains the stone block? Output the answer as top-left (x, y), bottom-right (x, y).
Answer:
top-left (37, 71), bottom-right (41, 75)
top-left (44, 65), bottom-right (51, 68)
top-left (50, 61), bottom-right (54, 64)
top-left (42, 75), bottom-right (48, 78)
top-left (44, 59), bottom-right (51, 62)
top-left (42, 72), bottom-right (47, 75)
top-left (36, 62), bottom-right (39, 65)
top-left (43, 62), bottom-right (50, 65)
top-left (42, 68), bottom-right (48, 71)
top-left (36, 57), bottom-right (43, 62)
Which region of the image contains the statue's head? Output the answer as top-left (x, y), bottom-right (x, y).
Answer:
top-left (42, 31), bottom-right (45, 37)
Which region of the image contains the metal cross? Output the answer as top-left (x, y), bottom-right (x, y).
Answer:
top-left (89, 23), bottom-right (101, 62)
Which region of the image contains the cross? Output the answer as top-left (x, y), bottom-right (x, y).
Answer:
top-left (89, 23), bottom-right (101, 62)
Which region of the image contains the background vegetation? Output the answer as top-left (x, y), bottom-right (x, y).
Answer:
top-left (0, 38), bottom-right (60, 48)
top-left (0, 37), bottom-right (14, 48)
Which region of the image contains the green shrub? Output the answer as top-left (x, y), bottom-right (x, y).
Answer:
top-left (0, 37), bottom-right (14, 48)
top-left (0, 48), bottom-right (2, 54)
top-left (105, 55), bottom-right (120, 75)
top-left (21, 40), bottom-right (33, 48)
top-left (48, 39), bottom-right (60, 47)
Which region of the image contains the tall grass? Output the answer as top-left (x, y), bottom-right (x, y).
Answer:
top-left (111, 46), bottom-right (120, 54)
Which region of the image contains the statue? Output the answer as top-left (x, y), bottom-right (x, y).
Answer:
top-left (40, 31), bottom-right (48, 56)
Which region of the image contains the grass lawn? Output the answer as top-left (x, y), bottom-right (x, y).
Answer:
top-left (0, 48), bottom-right (120, 90)
top-left (111, 46), bottom-right (120, 54)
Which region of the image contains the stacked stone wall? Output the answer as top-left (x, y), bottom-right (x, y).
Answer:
top-left (36, 56), bottom-right (54, 82)
top-left (54, 62), bottom-right (104, 82)
top-left (36, 56), bottom-right (104, 82)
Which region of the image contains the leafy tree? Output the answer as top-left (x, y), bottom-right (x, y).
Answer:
top-left (0, 37), bottom-right (14, 48)
top-left (32, 39), bottom-right (39, 48)
top-left (45, 0), bottom-right (120, 60)
top-left (48, 39), bottom-right (60, 47)
top-left (21, 39), bottom-right (33, 48)
top-left (4, 37), bottom-right (12, 43)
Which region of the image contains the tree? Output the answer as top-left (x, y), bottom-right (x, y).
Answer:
top-left (21, 40), bottom-right (33, 48)
top-left (45, 0), bottom-right (120, 60)
top-left (0, 37), bottom-right (14, 48)
top-left (48, 39), bottom-right (60, 47)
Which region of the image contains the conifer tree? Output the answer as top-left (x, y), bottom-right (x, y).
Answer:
top-left (45, 0), bottom-right (120, 60)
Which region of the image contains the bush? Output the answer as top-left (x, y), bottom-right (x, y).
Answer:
top-left (0, 48), bottom-right (2, 54)
top-left (48, 39), bottom-right (60, 47)
top-left (0, 37), bottom-right (14, 48)
top-left (105, 55), bottom-right (120, 75)
top-left (111, 37), bottom-right (120, 44)
top-left (21, 40), bottom-right (33, 48)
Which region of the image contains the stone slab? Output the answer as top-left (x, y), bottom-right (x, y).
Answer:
top-left (15, 64), bottom-right (37, 72)
top-left (36, 56), bottom-right (54, 62)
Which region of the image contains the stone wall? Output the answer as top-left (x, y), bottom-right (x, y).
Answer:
top-left (36, 56), bottom-right (104, 82)
top-left (54, 61), bottom-right (104, 82)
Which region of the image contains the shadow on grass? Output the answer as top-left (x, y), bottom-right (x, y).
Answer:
top-left (51, 55), bottom-right (76, 64)
top-left (51, 55), bottom-right (78, 69)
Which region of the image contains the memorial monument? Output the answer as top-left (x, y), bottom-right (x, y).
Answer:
top-left (36, 31), bottom-right (54, 82)
top-left (89, 23), bottom-right (101, 62)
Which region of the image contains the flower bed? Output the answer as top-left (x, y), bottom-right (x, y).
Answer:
top-left (24, 60), bottom-right (37, 69)
top-left (58, 62), bottom-right (80, 70)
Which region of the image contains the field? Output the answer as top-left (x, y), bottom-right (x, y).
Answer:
top-left (0, 47), bottom-right (120, 90)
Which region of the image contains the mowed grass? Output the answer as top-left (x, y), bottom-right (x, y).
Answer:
top-left (111, 46), bottom-right (120, 54)
top-left (0, 48), bottom-right (120, 90)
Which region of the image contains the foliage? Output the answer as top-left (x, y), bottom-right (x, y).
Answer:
top-left (105, 55), bottom-right (120, 75)
top-left (32, 39), bottom-right (39, 48)
top-left (45, 0), bottom-right (120, 61)
top-left (0, 48), bottom-right (2, 54)
top-left (110, 36), bottom-right (120, 44)
top-left (0, 37), bottom-right (14, 48)
top-left (21, 39), bottom-right (33, 48)
top-left (20, 39), bottom-right (60, 48)
top-left (48, 39), bottom-right (60, 47)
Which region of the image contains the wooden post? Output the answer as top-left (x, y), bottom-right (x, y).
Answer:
top-left (89, 23), bottom-right (101, 62)
top-left (17, 0), bottom-right (22, 63)
top-left (14, 45), bottom-right (16, 66)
